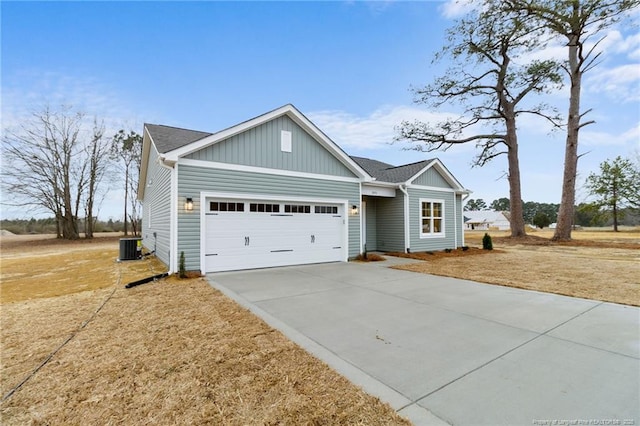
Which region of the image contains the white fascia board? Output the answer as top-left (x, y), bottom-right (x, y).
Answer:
top-left (406, 159), bottom-right (467, 191)
top-left (179, 158), bottom-right (362, 183)
top-left (163, 104), bottom-right (370, 180)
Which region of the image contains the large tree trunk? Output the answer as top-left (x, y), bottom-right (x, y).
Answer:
top-left (553, 33), bottom-right (581, 242)
top-left (505, 115), bottom-right (526, 237)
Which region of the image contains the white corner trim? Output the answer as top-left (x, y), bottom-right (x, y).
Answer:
top-left (169, 164), bottom-right (178, 274)
top-left (178, 158), bottom-right (362, 183)
top-left (453, 193), bottom-right (458, 249)
top-left (398, 185), bottom-right (410, 253)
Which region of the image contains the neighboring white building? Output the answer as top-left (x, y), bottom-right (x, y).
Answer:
top-left (464, 211), bottom-right (511, 231)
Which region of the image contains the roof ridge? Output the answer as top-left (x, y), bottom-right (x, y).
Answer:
top-left (146, 123), bottom-right (212, 134)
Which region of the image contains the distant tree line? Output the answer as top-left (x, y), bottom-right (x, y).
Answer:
top-left (465, 154), bottom-right (640, 230)
top-left (1, 105), bottom-right (143, 239)
top-left (0, 217), bottom-right (133, 235)
top-left (465, 197), bottom-right (640, 228)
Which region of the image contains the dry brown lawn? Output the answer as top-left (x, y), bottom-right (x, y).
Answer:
top-left (0, 235), bottom-right (409, 425)
top-left (392, 228), bottom-right (640, 306)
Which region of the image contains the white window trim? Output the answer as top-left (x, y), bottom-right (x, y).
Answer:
top-left (419, 198), bottom-right (445, 238)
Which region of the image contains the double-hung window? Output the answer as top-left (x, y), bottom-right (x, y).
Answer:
top-left (420, 199), bottom-right (444, 237)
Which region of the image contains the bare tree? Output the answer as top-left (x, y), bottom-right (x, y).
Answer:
top-left (111, 130), bottom-right (143, 236)
top-left (83, 119), bottom-right (112, 238)
top-left (2, 106), bottom-right (113, 239)
top-left (504, 0), bottom-right (640, 240)
top-left (397, 2), bottom-right (562, 237)
top-left (2, 107), bottom-right (84, 239)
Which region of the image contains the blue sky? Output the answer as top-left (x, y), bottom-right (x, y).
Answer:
top-left (2, 1), bottom-right (639, 220)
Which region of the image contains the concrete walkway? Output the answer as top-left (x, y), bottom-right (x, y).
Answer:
top-left (207, 259), bottom-right (640, 425)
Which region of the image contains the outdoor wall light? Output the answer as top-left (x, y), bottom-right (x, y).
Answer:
top-left (351, 205), bottom-right (359, 216)
top-left (185, 197), bottom-right (193, 211)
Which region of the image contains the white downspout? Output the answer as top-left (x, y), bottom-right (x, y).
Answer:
top-left (399, 184), bottom-right (410, 253)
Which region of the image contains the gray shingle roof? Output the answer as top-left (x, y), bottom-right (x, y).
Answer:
top-left (351, 156), bottom-right (435, 183)
top-left (145, 124), bottom-right (212, 154)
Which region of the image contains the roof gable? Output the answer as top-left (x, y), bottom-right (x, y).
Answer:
top-left (184, 114), bottom-right (358, 178)
top-left (163, 104), bottom-right (368, 179)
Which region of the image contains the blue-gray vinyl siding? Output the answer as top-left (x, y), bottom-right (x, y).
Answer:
top-left (375, 191), bottom-right (405, 252)
top-left (412, 167), bottom-right (450, 188)
top-left (184, 115), bottom-right (357, 178)
top-left (177, 164), bottom-right (360, 271)
top-left (408, 188), bottom-right (457, 251)
top-left (141, 145), bottom-right (172, 267)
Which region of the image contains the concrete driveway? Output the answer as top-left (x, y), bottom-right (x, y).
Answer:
top-left (208, 258), bottom-right (640, 425)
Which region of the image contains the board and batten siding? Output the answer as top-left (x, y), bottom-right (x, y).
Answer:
top-left (408, 187), bottom-right (456, 251)
top-left (375, 191), bottom-right (406, 252)
top-left (184, 115), bottom-right (357, 178)
top-left (177, 164), bottom-right (361, 272)
top-left (411, 167), bottom-right (450, 188)
top-left (141, 145), bottom-right (172, 266)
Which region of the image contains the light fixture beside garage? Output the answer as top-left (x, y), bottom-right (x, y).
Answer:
top-left (350, 205), bottom-right (359, 216)
top-left (185, 197), bottom-right (194, 211)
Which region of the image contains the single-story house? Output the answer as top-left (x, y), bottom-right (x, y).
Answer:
top-left (464, 210), bottom-right (511, 231)
top-left (138, 104), bottom-right (470, 273)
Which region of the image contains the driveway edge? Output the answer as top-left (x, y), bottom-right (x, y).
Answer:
top-left (208, 277), bottom-right (449, 426)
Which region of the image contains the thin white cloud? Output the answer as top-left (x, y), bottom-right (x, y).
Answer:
top-left (308, 105), bottom-right (460, 151)
top-left (1, 70), bottom-right (142, 135)
top-left (586, 63), bottom-right (640, 102)
top-left (439, 0), bottom-right (478, 19)
top-left (581, 122), bottom-right (640, 147)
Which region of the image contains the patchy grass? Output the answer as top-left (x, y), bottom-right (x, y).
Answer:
top-left (0, 235), bottom-right (409, 425)
top-left (0, 235), bottom-right (166, 303)
top-left (390, 229), bottom-right (639, 306)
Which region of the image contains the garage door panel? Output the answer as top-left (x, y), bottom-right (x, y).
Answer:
top-left (204, 199), bottom-right (346, 273)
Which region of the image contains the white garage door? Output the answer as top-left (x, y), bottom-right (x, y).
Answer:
top-left (204, 198), bottom-right (345, 272)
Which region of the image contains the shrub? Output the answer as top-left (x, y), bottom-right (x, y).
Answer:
top-left (444, 248), bottom-right (452, 253)
top-left (179, 251), bottom-right (186, 278)
top-left (482, 233), bottom-right (493, 250)
top-left (462, 246), bottom-right (469, 251)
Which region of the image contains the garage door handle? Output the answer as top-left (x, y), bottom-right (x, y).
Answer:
top-left (245, 236), bottom-right (250, 246)
top-left (311, 235), bottom-right (315, 243)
